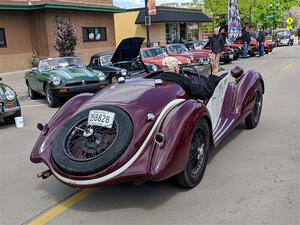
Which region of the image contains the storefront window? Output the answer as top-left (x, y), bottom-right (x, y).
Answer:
top-left (187, 23), bottom-right (199, 41)
top-left (82, 27), bottom-right (107, 42)
top-left (166, 23), bottom-right (179, 44)
top-left (0, 28), bottom-right (7, 48)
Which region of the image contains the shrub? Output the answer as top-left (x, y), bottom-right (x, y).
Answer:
top-left (54, 23), bottom-right (77, 57)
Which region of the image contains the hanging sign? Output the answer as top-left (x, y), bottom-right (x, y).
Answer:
top-left (148, 0), bottom-right (157, 16)
top-left (228, 0), bottom-right (242, 43)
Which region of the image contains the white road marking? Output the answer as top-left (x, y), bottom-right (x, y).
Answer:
top-left (22, 104), bottom-right (46, 108)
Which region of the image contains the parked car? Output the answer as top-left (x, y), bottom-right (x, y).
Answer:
top-left (185, 41), bottom-right (207, 50)
top-left (250, 36), bottom-right (274, 54)
top-left (164, 43), bottom-right (210, 64)
top-left (0, 77), bottom-right (21, 124)
top-left (25, 56), bottom-right (108, 108)
top-left (30, 38), bottom-right (264, 189)
top-left (140, 46), bottom-right (191, 70)
top-left (230, 37), bottom-right (259, 57)
top-left (89, 38), bottom-right (158, 83)
top-left (273, 30), bottom-right (290, 46)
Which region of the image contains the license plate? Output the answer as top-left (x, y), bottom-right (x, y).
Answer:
top-left (229, 54), bottom-right (233, 59)
top-left (88, 110), bottom-right (115, 128)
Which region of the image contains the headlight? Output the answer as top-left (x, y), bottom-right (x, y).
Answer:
top-left (97, 71), bottom-right (106, 81)
top-left (187, 58), bottom-right (191, 64)
top-left (198, 58), bottom-right (204, 64)
top-left (120, 69), bottom-right (127, 76)
top-left (51, 76), bottom-right (61, 86)
top-left (190, 55), bottom-right (195, 61)
top-left (5, 89), bottom-right (16, 101)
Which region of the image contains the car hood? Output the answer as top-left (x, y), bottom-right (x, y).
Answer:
top-left (111, 37), bottom-right (145, 63)
top-left (48, 67), bottom-right (99, 82)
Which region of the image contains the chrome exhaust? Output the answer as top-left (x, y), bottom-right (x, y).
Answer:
top-left (37, 169), bottom-right (52, 179)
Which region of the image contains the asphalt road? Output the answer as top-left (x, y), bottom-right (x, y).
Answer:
top-left (0, 45), bottom-right (299, 225)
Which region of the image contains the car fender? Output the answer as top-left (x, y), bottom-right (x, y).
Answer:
top-left (30, 92), bottom-right (95, 163)
top-left (149, 99), bottom-right (212, 180)
top-left (235, 70), bottom-right (264, 118)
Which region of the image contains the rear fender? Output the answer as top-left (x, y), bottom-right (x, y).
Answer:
top-left (149, 100), bottom-right (211, 180)
top-left (30, 93), bottom-right (94, 163)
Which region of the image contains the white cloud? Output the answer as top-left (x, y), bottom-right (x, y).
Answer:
top-left (113, 0), bottom-right (192, 8)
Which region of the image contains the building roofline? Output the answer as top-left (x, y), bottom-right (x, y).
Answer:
top-left (127, 6), bottom-right (204, 13)
top-left (0, 4), bottom-right (126, 13)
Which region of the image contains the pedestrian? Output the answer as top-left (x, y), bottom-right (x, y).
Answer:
top-left (209, 28), bottom-right (225, 68)
top-left (257, 27), bottom-right (265, 56)
top-left (241, 26), bottom-right (251, 58)
top-left (298, 28), bottom-right (300, 45)
top-left (290, 30), bottom-right (294, 46)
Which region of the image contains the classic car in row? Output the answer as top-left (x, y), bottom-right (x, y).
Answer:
top-left (89, 37), bottom-right (158, 82)
top-left (0, 77), bottom-right (21, 124)
top-left (25, 57), bottom-right (108, 108)
top-left (30, 37), bottom-right (264, 189)
top-left (273, 29), bottom-right (291, 46)
top-left (186, 41), bottom-right (236, 63)
top-left (230, 37), bottom-right (259, 57)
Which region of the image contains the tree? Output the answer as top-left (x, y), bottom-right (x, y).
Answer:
top-left (54, 23), bottom-right (77, 57)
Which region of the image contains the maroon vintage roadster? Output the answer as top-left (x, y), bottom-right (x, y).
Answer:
top-left (30, 38), bottom-right (264, 188)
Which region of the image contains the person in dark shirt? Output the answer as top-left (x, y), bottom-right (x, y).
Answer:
top-left (257, 27), bottom-right (266, 57)
top-left (209, 28), bottom-right (225, 68)
top-left (241, 26), bottom-right (251, 58)
top-left (151, 57), bottom-right (222, 100)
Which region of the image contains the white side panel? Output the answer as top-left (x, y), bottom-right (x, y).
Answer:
top-left (206, 75), bottom-right (229, 130)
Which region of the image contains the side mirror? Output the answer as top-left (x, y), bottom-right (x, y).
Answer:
top-left (231, 66), bottom-right (244, 79)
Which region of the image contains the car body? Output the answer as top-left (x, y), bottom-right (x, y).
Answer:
top-left (230, 37), bottom-right (259, 57)
top-left (140, 47), bottom-right (191, 70)
top-left (186, 41), bottom-right (239, 61)
top-left (30, 38), bottom-right (264, 189)
top-left (0, 77), bottom-right (21, 124)
top-left (89, 38), bottom-right (158, 83)
top-left (25, 56), bottom-right (108, 107)
top-left (164, 43), bottom-right (210, 64)
top-left (273, 30), bottom-right (290, 46)
top-left (250, 37), bottom-right (274, 53)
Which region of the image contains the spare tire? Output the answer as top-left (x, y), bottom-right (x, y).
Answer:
top-left (52, 106), bottom-right (133, 176)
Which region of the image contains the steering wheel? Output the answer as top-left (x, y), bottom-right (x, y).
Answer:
top-left (179, 65), bottom-right (210, 79)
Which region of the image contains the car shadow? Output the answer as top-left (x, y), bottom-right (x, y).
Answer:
top-left (208, 123), bottom-right (245, 164)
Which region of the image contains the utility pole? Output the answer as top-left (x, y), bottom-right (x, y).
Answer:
top-left (145, 0), bottom-right (151, 47)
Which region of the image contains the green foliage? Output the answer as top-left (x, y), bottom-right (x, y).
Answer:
top-left (54, 23), bottom-right (77, 57)
top-left (193, 0), bottom-right (300, 28)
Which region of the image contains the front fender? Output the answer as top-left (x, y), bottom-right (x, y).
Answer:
top-left (149, 99), bottom-right (211, 180)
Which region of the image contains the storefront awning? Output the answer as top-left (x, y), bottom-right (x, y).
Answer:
top-left (135, 7), bottom-right (211, 24)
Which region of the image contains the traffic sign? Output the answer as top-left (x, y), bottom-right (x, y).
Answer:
top-left (286, 17), bottom-right (294, 25)
top-left (287, 25), bottom-right (293, 30)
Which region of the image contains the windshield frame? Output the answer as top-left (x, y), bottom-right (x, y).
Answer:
top-left (167, 44), bottom-right (189, 53)
top-left (38, 57), bottom-right (85, 72)
top-left (141, 47), bottom-right (168, 59)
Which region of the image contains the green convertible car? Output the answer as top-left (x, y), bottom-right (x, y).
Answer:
top-left (25, 57), bottom-right (108, 107)
top-left (0, 77), bottom-right (21, 124)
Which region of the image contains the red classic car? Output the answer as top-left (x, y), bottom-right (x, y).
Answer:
top-left (164, 43), bottom-right (210, 65)
top-left (250, 37), bottom-right (274, 54)
top-left (140, 47), bottom-right (191, 70)
top-left (30, 38), bottom-right (264, 189)
top-left (230, 37), bottom-right (259, 57)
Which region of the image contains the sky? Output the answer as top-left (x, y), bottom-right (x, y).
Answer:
top-left (113, 0), bottom-right (192, 9)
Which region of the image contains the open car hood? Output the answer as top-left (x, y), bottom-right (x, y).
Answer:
top-left (111, 37), bottom-right (145, 63)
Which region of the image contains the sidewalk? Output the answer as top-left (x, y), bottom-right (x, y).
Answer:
top-left (0, 70), bottom-right (29, 99)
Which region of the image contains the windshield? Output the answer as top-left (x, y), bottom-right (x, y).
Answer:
top-left (100, 54), bottom-right (113, 66)
top-left (194, 42), bottom-right (206, 49)
top-left (276, 31), bottom-right (290, 38)
top-left (39, 57), bottom-right (84, 71)
top-left (142, 48), bottom-right (168, 59)
top-left (168, 44), bottom-right (189, 53)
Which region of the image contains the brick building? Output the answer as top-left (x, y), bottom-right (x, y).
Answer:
top-left (0, 0), bottom-right (124, 73)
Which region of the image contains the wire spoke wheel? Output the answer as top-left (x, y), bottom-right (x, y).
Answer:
top-left (189, 129), bottom-right (205, 175)
top-left (65, 119), bottom-right (118, 162)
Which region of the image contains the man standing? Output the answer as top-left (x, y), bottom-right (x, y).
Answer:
top-left (257, 27), bottom-right (265, 57)
top-left (209, 28), bottom-right (225, 68)
top-left (241, 26), bottom-right (251, 58)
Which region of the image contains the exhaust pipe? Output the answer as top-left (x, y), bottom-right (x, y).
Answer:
top-left (154, 133), bottom-right (165, 148)
top-left (37, 169), bottom-right (52, 179)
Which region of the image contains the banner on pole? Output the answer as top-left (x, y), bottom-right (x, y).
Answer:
top-left (148, 0), bottom-right (157, 16)
top-left (228, 0), bottom-right (242, 43)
